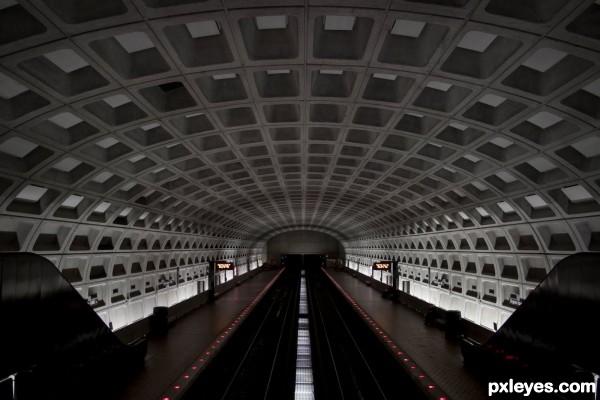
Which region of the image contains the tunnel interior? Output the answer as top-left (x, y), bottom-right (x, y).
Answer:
top-left (0, 0), bottom-right (600, 398)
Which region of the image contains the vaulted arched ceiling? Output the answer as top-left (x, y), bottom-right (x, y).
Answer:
top-left (0, 0), bottom-right (599, 254)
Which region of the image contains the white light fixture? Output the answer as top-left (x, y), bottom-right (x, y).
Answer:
top-left (115, 32), bottom-right (155, 53)
top-left (185, 112), bottom-right (204, 118)
top-left (16, 185), bottom-right (47, 202)
top-left (0, 72), bottom-right (28, 99)
top-left (61, 194), bottom-right (83, 208)
top-left (373, 73), bottom-right (396, 81)
top-left (141, 122), bottom-right (160, 131)
top-left (527, 157), bottom-right (555, 173)
top-left (522, 48), bottom-right (567, 73)
top-left (426, 81), bottom-right (452, 91)
top-left (94, 201), bottom-right (111, 213)
top-left (463, 153), bottom-right (481, 163)
top-left (457, 31), bottom-right (497, 53)
top-left (53, 157), bottom-right (81, 172)
top-left (496, 171), bottom-right (517, 183)
top-left (527, 111), bottom-right (562, 129)
top-left (96, 137), bottom-right (119, 148)
top-left (44, 49), bottom-right (89, 73)
top-left (471, 180), bottom-right (487, 191)
top-left (476, 207), bottom-right (489, 217)
top-left (121, 181), bottom-right (136, 191)
top-left (583, 78), bottom-right (600, 98)
top-left (449, 122), bottom-right (468, 131)
top-left (561, 185), bottom-right (593, 203)
top-left (103, 94), bottom-right (131, 108)
top-left (48, 112), bottom-right (83, 129)
top-left (479, 94), bottom-right (506, 107)
top-left (92, 171), bottom-right (113, 183)
top-left (212, 73), bottom-right (237, 80)
top-left (0, 137), bottom-right (37, 158)
top-left (490, 137), bottom-right (513, 148)
top-left (128, 154), bottom-right (145, 163)
top-left (319, 69), bottom-right (343, 75)
top-left (186, 20), bottom-right (220, 38)
top-left (525, 194), bottom-right (547, 209)
top-left (324, 15), bottom-right (356, 31)
top-left (255, 15), bottom-right (287, 30)
top-left (571, 136), bottom-right (600, 158)
top-left (391, 19), bottom-right (425, 38)
top-left (497, 201), bottom-right (515, 213)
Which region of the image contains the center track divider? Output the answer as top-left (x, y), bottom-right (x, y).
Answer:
top-left (159, 269), bottom-right (285, 400)
top-left (322, 268), bottom-right (451, 400)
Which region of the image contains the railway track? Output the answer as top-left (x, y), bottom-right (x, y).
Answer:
top-left (305, 265), bottom-right (428, 400)
top-left (182, 268), bottom-right (299, 400)
top-left (185, 264), bottom-right (429, 400)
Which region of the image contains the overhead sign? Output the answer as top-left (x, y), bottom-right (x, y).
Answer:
top-left (216, 261), bottom-right (234, 270)
top-left (373, 261), bottom-right (391, 271)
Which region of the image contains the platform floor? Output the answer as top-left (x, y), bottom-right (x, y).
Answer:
top-left (326, 268), bottom-right (488, 400)
top-left (109, 267), bottom-right (486, 400)
top-left (114, 269), bottom-right (281, 400)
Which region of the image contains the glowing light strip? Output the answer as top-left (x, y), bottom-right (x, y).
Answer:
top-left (160, 269), bottom-right (285, 400)
top-left (295, 277), bottom-right (315, 399)
top-left (322, 269), bottom-right (449, 400)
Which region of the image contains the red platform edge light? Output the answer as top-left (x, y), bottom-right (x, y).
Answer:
top-left (159, 269), bottom-right (285, 400)
top-left (322, 269), bottom-right (450, 400)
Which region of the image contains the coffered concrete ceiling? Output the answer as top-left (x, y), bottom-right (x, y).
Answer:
top-left (0, 0), bottom-right (599, 255)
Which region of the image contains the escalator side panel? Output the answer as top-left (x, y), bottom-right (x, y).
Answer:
top-left (0, 253), bottom-right (145, 393)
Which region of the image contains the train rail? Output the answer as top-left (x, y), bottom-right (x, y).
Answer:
top-left (186, 264), bottom-right (430, 400)
top-left (305, 266), bottom-right (428, 400)
top-left (182, 268), bottom-right (299, 400)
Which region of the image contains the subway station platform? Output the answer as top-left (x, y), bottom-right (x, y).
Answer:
top-left (113, 269), bottom-right (281, 400)
top-left (110, 267), bottom-right (487, 400)
top-left (325, 268), bottom-right (488, 400)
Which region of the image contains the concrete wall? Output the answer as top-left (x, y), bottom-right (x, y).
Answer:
top-left (266, 230), bottom-right (342, 264)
